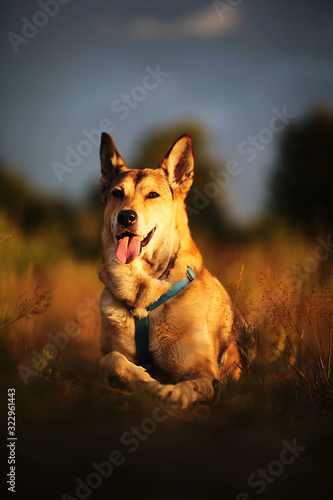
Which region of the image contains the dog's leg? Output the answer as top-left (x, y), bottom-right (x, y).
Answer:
top-left (100, 351), bottom-right (159, 391)
top-left (152, 340), bottom-right (241, 409)
top-left (100, 352), bottom-right (215, 408)
top-left (153, 375), bottom-right (215, 409)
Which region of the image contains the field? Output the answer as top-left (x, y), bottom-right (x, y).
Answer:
top-left (1, 209), bottom-right (333, 500)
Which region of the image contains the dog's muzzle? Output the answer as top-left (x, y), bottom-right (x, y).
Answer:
top-left (114, 219), bottom-right (156, 265)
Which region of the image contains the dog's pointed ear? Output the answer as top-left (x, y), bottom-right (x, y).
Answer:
top-left (100, 132), bottom-right (127, 202)
top-left (160, 134), bottom-right (194, 196)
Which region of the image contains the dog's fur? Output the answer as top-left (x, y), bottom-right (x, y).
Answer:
top-left (98, 132), bottom-right (240, 408)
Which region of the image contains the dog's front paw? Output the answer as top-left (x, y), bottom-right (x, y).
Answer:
top-left (153, 383), bottom-right (193, 410)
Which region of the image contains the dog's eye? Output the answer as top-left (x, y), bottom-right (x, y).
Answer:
top-left (146, 192), bottom-right (160, 199)
top-left (111, 189), bottom-right (124, 199)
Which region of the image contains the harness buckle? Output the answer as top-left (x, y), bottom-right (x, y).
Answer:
top-left (186, 267), bottom-right (195, 281)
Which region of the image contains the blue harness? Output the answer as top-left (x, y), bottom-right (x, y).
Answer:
top-left (124, 267), bottom-right (195, 368)
top-left (124, 266), bottom-right (225, 370)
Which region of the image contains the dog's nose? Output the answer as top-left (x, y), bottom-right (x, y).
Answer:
top-left (117, 210), bottom-right (137, 227)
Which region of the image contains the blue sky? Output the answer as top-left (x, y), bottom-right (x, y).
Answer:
top-left (1, 0), bottom-right (333, 222)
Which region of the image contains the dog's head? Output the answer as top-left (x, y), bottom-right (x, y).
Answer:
top-left (100, 132), bottom-right (194, 265)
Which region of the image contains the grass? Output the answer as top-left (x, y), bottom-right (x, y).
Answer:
top-left (1, 216), bottom-right (332, 412)
top-left (1, 214), bottom-right (333, 499)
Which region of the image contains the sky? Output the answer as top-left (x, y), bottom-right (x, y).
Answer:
top-left (1, 0), bottom-right (333, 223)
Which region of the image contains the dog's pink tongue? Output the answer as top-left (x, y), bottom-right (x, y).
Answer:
top-left (116, 236), bottom-right (141, 264)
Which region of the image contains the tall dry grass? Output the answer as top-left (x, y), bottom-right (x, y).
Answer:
top-left (0, 211), bottom-right (102, 385)
top-left (196, 225), bottom-right (333, 409)
top-left (1, 210), bottom-right (332, 410)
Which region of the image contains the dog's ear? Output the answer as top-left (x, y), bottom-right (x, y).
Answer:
top-left (160, 134), bottom-right (194, 196)
top-left (100, 132), bottom-right (127, 202)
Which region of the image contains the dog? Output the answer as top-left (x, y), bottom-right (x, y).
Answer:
top-left (98, 132), bottom-right (240, 408)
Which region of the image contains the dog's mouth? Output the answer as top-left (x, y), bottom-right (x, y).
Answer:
top-left (115, 227), bottom-right (156, 264)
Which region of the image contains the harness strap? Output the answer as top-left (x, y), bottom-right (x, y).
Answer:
top-left (147, 267), bottom-right (195, 312)
top-left (125, 267), bottom-right (195, 367)
top-left (134, 315), bottom-right (151, 367)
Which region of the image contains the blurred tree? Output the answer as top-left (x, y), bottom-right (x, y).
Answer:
top-left (69, 186), bottom-right (104, 259)
top-left (0, 163), bottom-right (103, 259)
top-left (131, 121), bottom-right (231, 238)
top-left (0, 164), bottom-right (72, 233)
top-left (270, 106), bottom-right (333, 235)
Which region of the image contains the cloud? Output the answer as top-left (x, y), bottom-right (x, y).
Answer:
top-left (100, 6), bottom-right (238, 41)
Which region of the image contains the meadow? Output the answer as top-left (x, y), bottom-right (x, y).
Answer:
top-left (1, 201), bottom-right (332, 499)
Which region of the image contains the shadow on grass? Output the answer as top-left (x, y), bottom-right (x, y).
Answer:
top-left (2, 337), bottom-right (333, 500)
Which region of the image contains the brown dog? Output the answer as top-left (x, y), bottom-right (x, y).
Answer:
top-left (98, 132), bottom-right (240, 408)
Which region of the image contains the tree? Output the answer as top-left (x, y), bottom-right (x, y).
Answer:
top-left (0, 163), bottom-right (71, 233)
top-left (270, 106), bottom-right (333, 235)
